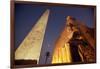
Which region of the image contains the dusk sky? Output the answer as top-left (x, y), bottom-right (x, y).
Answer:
top-left (15, 3), bottom-right (95, 64)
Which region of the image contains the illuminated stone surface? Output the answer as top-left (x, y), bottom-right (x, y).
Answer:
top-left (52, 16), bottom-right (95, 63)
top-left (15, 9), bottom-right (50, 64)
top-left (52, 16), bottom-right (75, 63)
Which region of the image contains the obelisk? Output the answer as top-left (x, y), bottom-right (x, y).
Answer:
top-left (15, 9), bottom-right (50, 64)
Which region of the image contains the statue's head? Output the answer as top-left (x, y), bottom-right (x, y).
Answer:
top-left (66, 16), bottom-right (76, 26)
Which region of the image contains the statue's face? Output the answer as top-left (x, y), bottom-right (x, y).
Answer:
top-left (66, 16), bottom-right (76, 26)
top-left (66, 16), bottom-right (78, 32)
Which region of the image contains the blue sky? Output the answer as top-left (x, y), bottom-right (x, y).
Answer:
top-left (15, 3), bottom-right (95, 64)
